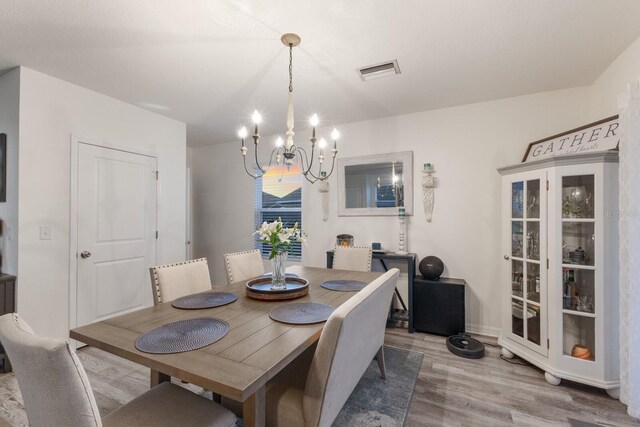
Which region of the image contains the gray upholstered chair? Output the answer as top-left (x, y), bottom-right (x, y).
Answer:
top-left (149, 258), bottom-right (212, 304)
top-left (0, 313), bottom-right (237, 427)
top-left (264, 268), bottom-right (400, 426)
top-left (223, 249), bottom-right (265, 284)
top-left (332, 246), bottom-right (373, 272)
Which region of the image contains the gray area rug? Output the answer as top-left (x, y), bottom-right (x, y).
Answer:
top-left (333, 346), bottom-right (423, 427)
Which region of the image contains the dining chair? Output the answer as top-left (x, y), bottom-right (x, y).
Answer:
top-left (149, 258), bottom-right (212, 304)
top-left (331, 246), bottom-right (373, 272)
top-left (0, 313), bottom-right (237, 427)
top-left (260, 268), bottom-right (399, 426)
top-left (223, 249), bottom-right (265, 284)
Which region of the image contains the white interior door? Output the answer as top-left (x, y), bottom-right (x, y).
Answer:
top-left (76, 143), bottom-right (157, 328)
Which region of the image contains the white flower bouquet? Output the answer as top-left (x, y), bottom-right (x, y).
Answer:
top-left (254, 218), bottom-right (307, 260)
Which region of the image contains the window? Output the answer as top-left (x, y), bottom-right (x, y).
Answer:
top-left (254, 164), bottom-right (303, 260)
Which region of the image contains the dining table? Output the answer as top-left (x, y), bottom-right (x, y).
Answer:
top-left (70, 265), bottom-right (382, 427)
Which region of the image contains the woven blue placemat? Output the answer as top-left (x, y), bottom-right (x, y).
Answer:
top-left (269, 302), bottom-right (334, 325)
top-left (135, 317), bottom-right (228, 354)
top-left (321, 280), bottom-right (368, 292)
top-left (172, 291), bottom-right (237, 309)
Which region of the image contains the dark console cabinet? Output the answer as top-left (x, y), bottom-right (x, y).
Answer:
top-left (413, 276), bottom-right (466, 336)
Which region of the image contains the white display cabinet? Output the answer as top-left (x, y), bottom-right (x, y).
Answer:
top-left (498, 151), bottom-right (619, 397)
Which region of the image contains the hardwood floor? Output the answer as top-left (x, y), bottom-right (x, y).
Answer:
top-left (384, 328), bottom-right (638, 427)
top-left (0, 327), bottom-right (637, 426)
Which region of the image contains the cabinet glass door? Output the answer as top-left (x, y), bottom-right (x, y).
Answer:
top-left (508, 175), bottom-right (546, 355)
top-left (561, 174), bottom-right (596, 362)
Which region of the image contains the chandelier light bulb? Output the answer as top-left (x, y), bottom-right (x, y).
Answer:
top-left (310, 114), bottom-right (319, 127)
top-left (318, 138), bottom-right (327, 149)
top-left (251, 110), bottom-right (262, 124)
top-left (238, 127), bottom-right (248, 139)
top-left (331, 129), bottom-right (340, 140)
top-left (393, 175), bottom-right (399, 183)
top-left (275, 137), bottom-right (284, 147)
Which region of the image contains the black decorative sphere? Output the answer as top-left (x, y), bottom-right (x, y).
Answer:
top-left (419, 256), bottom-right (444, 280)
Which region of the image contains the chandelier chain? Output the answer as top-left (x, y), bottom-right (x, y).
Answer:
top-left (289, 44), bottom-right (293, 93)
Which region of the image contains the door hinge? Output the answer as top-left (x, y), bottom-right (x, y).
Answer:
top-left (546, 180), bottom-right (549, 190)
top-left (547, 338), bottom-right (550, 349)
top-left (155, 171), bottom-right (159, 180)
top-left (155, 230), bottom-right (159, 239)
top-left (547, 258), bottom-right (549, 269)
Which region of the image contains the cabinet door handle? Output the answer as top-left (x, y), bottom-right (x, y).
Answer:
top-left (504, 255), bottom-right (510, 260)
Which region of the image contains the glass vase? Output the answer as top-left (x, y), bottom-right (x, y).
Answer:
top-left (271, 250), bottom-right (288, 290)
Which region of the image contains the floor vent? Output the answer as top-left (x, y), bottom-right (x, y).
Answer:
top-left (357, 60), bottom-right (401, 81)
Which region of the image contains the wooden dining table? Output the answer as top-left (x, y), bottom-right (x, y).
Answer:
top-left (70, 265), bottom-right (382, 427)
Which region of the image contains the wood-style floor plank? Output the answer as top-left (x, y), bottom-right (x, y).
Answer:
top-left (383, 328), bottom-right (639, 427)
top-left (0, 326), bottom-right (637, 426)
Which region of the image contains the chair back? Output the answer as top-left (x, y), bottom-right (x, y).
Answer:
top-left (332, 246), bottom-right (373, 272)
top-left (0, 314), bottom-right (102, 427)
top-left (149, 258), bottom-right (212, 304)
top-left (302, 268), bottom-right (400, 427)
top-left (223, 249), bottom-right (265, 284)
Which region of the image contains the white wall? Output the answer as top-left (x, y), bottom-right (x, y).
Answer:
top-left (17, 67), bottom-right (187, 339)
top-left (0, 68), bottom-right (20, 275)
top-left (194, 34), bottom-right (640, 336)
top-left (193, 86), bottom-right (590, 335)
top-left (589, 36), bottom-right (640, 120)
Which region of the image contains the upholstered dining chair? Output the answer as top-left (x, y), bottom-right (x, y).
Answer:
top-left (149, 258), bottom-right (212, 304)
top-left (331, 246), bottom-right (373, 272)
top-left (223, 249), bottom-right (265, 284)
top-left (0, 313), bottom-right (237, 427)
top-left (262, 268), bottom-right (399, 426)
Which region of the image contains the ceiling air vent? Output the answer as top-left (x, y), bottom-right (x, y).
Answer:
top-left (357, 60), bottom-right (401, 81)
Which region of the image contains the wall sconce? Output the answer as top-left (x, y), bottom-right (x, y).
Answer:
top-left (317, 171), bottom-right (329, 221)
top-left (422, 163), bottom-right (436, 222)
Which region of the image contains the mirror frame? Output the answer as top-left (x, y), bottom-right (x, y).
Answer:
top-left (337, 151), bottom-right (413, 216)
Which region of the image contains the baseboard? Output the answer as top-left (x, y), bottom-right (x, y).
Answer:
top-left (465, 323), bottom-right (500, 338)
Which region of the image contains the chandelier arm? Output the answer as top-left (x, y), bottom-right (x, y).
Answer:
top-left (303, 172), bottom-right (318, 184)
top-left (293, 147), bottom-right (319, 183)
top-left (305, 143), bottom-right (316, 175)
top-left (306, 165), bottom-right (322, 181)
top-left (294, 147), bottom-right (312, 173)
top-left (303, 155), bottom-right (321, 180)
top-left (243, 154), bottom-right (261, 180)
top-left (254, 141), bottom-right (267, 174)
top-left (322, 156), bottom-right (337, 180)
top-left (266, 147), bottom-right (282, 171)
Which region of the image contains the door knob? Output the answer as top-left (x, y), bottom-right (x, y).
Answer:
top-left (504, 255), bottom-right (510, 260)
top-left (80, 251), bottom-right (92, 259)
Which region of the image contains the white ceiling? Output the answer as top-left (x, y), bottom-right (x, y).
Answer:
top-left (1, 1), bottom-right (639, 147)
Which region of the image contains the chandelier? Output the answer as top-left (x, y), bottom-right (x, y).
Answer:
top-left (237, 33), bottom-right (339, 183)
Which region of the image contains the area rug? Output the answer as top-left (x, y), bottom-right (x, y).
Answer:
top-left (333, 345), bottom-right (423, 427)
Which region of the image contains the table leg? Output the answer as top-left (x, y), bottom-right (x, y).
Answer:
top-left (242, 385), bottom-right (266, 427)
top-left (150, 370), bottom-right (170, 388)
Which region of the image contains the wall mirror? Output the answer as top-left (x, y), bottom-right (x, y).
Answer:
top-left (338, 151), bottom-right (413, 216)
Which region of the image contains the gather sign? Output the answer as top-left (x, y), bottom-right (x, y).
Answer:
top-left (522, 116), bottom-right (619, 163)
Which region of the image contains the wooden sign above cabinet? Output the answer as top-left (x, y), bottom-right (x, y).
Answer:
top-left (522, 116), bottom-right (619, 163)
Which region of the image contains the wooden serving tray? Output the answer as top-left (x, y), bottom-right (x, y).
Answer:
top-left (246, 277), bottom-right (309, 300)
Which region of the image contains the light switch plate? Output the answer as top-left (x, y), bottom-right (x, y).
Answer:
top-left (39, 225), bottom-right (52, 240)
